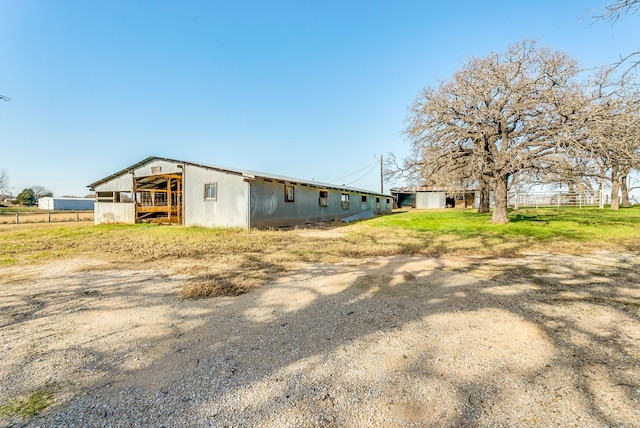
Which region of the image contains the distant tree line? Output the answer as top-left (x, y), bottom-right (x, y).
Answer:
top-left (14, 186), bottom-right (53, 206)
top-left (0, 170), bottom-right (53, 206)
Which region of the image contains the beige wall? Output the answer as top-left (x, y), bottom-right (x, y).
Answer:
top-left (183, 164), bottom-right (249, 228)
top-left (94, 202), bottom-right (135, 224)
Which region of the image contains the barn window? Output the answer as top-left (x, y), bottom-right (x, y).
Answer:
top-left (319, 190), bottom-right (329, 206)
top-left (376, 197), bottom-right (380, 209)
top-left (285, 185), bottom-right (295, 202)
top-left (97, 192), bottom-right (115, 202)
top-left (204, 183), bottom-right (217, 200)
top-left (341, 193), bottom-right (350, 209)
top-left (361, 195), bottom-right (367, 203)
top-left (151, 166), bottom-right (162, 174)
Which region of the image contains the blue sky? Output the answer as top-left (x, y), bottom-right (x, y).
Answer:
top-left (0, 0), bottom-right (638, 197)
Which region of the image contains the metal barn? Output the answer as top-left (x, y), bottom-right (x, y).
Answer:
top-left (88, 156), bottom-right (393, 229)
top-left (391, 187), bottom-right (478, 209)
top-left (38, 197), bottom-right (95, 211)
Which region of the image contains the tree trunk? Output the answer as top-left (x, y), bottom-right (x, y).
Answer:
top-left (477, 175), bottom-right (490, 214)
top-left (491, 174), bottom-right (509, 224)
top-left (610, 167), bottom-right (620, 210)
top-left (620, 173), bottom-right (630, 207)
top-left (611, 181), bottom-right (620, 210)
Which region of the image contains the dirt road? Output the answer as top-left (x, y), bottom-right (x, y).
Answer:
top-left (1, 252), bottom-right (639, 426)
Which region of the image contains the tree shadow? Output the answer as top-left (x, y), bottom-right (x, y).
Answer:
top-left (1, 252), bottom-right (638, 426)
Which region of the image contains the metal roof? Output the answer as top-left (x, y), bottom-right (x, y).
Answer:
top-left (390, 186), bottom-right (478, 193)
top-left (89, 156), bottom-right (392, 197)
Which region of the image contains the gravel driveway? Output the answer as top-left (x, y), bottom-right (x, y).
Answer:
top-left (1, 252), bottom-right (639, 427)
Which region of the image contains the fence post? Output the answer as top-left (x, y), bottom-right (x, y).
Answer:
top-left (15, 212), bottom-right (19, 224)
top-left (76, 212), bottom-right (79, 222)
top-left (48, 212), bottom-right (51, 222)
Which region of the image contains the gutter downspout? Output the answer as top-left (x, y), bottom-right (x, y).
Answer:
top-left (177, 164), bottom-right (185, 225)
top-left (131, 170), bottom-right (137, 224)
top-left (242, 173), bottom-right (256, 230)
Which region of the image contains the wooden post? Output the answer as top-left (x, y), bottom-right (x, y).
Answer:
top-left (48, 212), bottom-right (51, 222)
top-left (167, 177), bottom-right (172, 224)
top-left (76, 212), bottom-right (79, 222)
top-left (15, 212), bottom-right (19, 224)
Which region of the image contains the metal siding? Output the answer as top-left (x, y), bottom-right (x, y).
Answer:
top-left (249, 179), bottom-right (392, 228)
top-left (92, 160), bottom-right (182, 192)
top-left (52, 199), bottom-right (95, 210)
top-left (132, 160), bottom-right (182, 177)
top-left (91, 157), bottom-right (393, 229)
top-left (94, 202), bottom-right (135, 224)
top-left (416, 192), bottom-right (446, 209)
top-left (93, 174), bottom-right (134, 192)
top-left (183, 164), bottom-right (248, 228)
top-left (38, 197), bottom-right (53, 210)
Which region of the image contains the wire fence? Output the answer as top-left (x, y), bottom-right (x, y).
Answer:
top-left (0, 211), bottom-right (94, 224)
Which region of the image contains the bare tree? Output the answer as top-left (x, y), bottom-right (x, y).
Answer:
top-left (525, 67), bottom-right (640, 209)
top-left (30, 185), bottom-right (53, 201)
top-left (592, 0), bottom-right (640, 76)
top-left (0, 169), bottom-right (10, 198)
top-left (397, 40), bottom-right (586, 223)
top-left (621, 174), bottom-right (640, 205)
top-left (577, 68), bottom-right (640, 209)
top-left (596, 0), bottom-right (640, 21)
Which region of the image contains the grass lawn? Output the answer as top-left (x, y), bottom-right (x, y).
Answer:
top-left (1, 206), bottom-right (638, 267)
top-left (1, 206), bottom-right (638, 298)
top-left (369, 206), bottom-right (640, 243)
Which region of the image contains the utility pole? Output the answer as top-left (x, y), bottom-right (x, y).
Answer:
top-left (380, 154), bottom-right (384, 194)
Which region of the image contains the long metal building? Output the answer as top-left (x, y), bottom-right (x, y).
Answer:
top-left (38, 197), bottom-right (95, 211)
top-left (88, 156), bottom-right (393, 229)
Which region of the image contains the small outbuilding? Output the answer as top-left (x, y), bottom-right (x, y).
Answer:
top-left (88, 156), bottom-right (393, 229)
top-left (38, 197), bottom-right (95, 211)
top-left (391, 187), bottom-right (478, 209)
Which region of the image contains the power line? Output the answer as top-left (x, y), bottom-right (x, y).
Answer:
top-left (345, 162), bottom-right (379, 186)
top-left (329, 159), bottom-right (379, 184)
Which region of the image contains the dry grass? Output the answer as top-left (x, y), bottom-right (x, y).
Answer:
top-left (181, 272), bottom-right (253, 299)
top-left (2, 208), bottom-right (639, 299)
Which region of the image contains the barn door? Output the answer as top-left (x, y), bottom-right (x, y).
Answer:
top-left (134, 173), bottom-right (183, 224)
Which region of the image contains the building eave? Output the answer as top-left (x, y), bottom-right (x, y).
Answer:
top-left (89, 155), bottom-right (392, 197)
